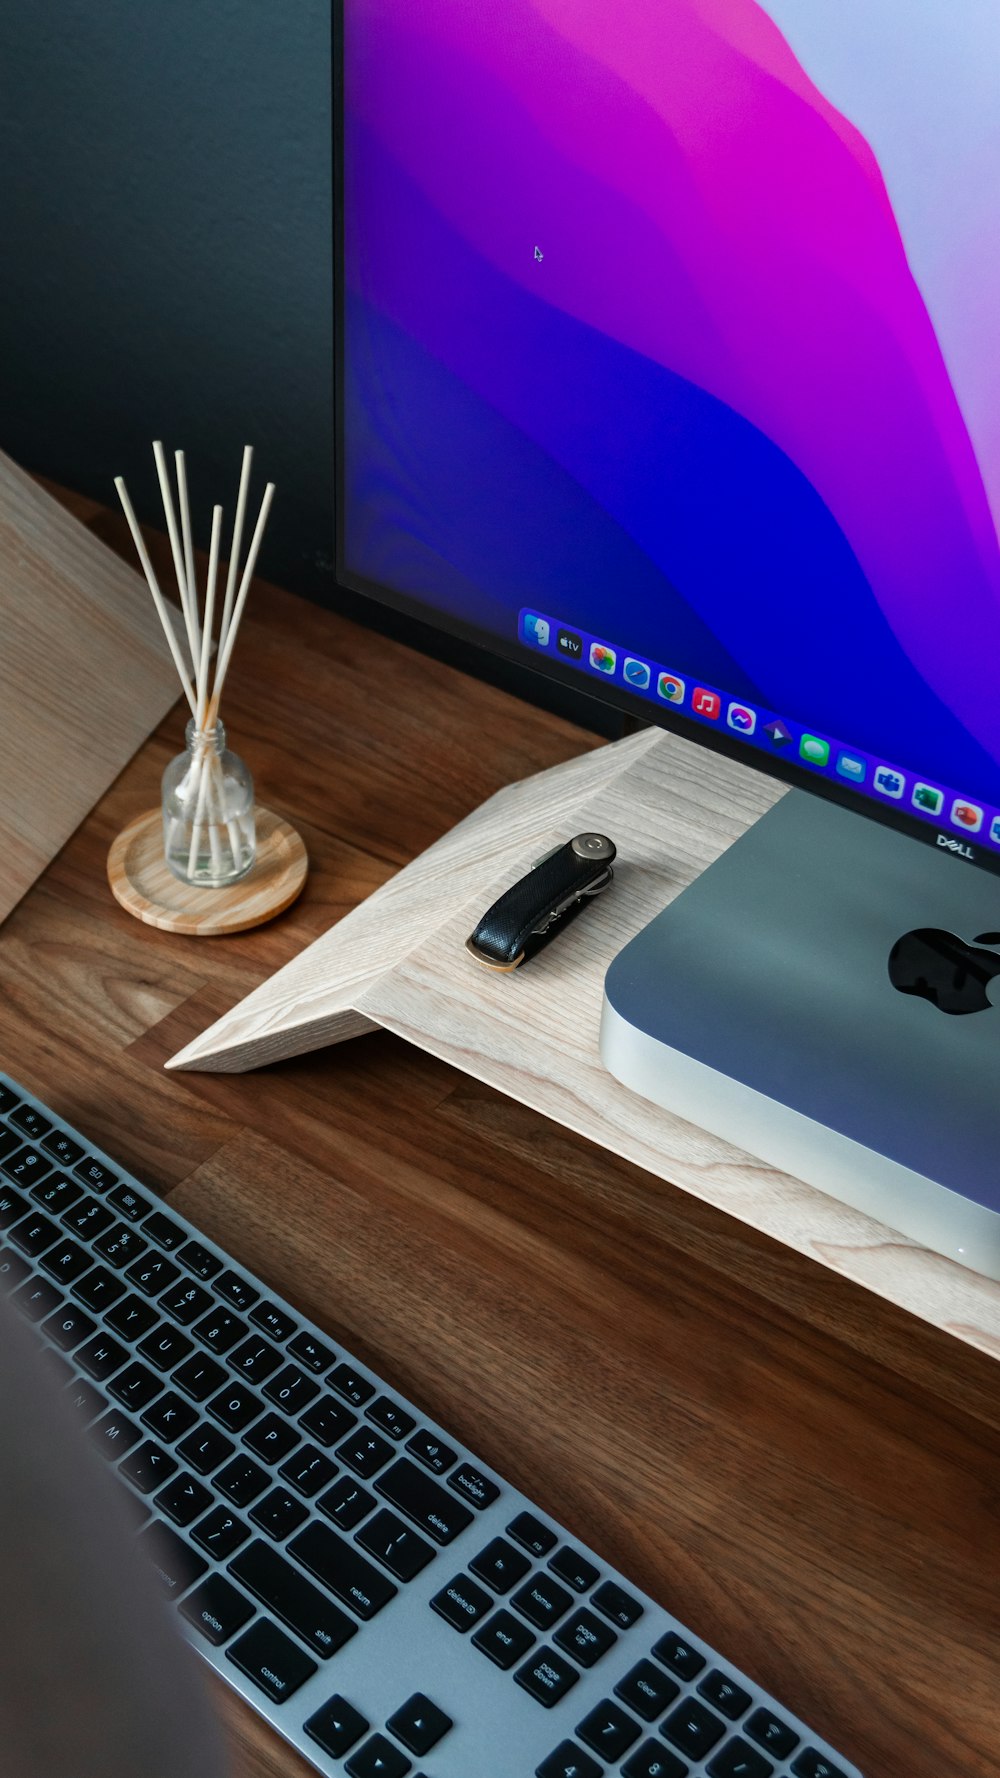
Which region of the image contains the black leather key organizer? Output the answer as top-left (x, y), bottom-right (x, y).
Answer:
top-left (466, 834), bottom-right (616, 971)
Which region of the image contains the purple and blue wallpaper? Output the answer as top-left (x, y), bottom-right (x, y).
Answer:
top-left (341, 0), bottom-right (1000, 812)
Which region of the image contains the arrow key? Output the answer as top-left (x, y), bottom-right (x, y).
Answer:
top-left (345, 1733), bottom-right (412, 1777)
top-left (536, 1742), bottom-right (603, 1778)
top-left (304, 1694), bottom-right (369, 1758)
top-left (386, 1692), bottom-right (453, 1756)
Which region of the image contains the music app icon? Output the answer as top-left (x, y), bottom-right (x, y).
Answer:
top-left (692, 687), bottom-right (721, 719)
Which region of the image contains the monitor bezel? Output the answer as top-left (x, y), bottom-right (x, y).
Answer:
top-left (332, 0), bottom-right (999, 879)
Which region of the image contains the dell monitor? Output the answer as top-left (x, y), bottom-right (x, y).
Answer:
top-left (336, 0), bottom-right (1000, 1279)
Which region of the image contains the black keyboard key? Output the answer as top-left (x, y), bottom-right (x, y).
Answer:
top-left (0, 1249), bottom-right (31, 1290)
top-left (250, 1298), bottom-right (296, 1342)
top-left (663, 1699), bottom-right (727, 1760)
top-left (227, 1617), bottom-right (317, 1702)
top-left (430, 1573), bottom-right (492, 1631)
top-left (72, 1266), bottom-right (127, 1313)
top-left (105, 1293), bottom-right (159, 1340)
top-left (745, 1708), bottom-right (799, 1760)
top-left (173, 1353), bottom-right (227, 1401)
top-left (792, 1754), bottom-right (849, 1778)
top-left (215, 1268), bottom-right (259, 1311)
top-left (345, 1735), bottom-right (411, 1778)
top-left (328, 1362), bottom-right (375, 1406)
top-left (357, 1509), bottom-right (435, 1581)
top-left (472, 1606), bottom-right (536, 1669)
top-left (40, 1348), bottom-right (73, 1386)
top-left (508, 1512), bottom-right (557, 1558)
top-left (554, 1607), bottom-right (618, 1668)
top-left (228, 1335), bottom-right (282, 1384)
top-left (0, 1129), bottom-right (20, 1165)
top-left (375, 1457), bottom-right (473, 1543)
top-left (119, 1440), bottom-right (178, 1493)
top-left (406, 1428), bottom-right (456, 1475)
top-left (0, 1083), bottom-right (18, 1112)
top-left (622, 1739), bottom-right (689, 1778)
top-left (537, 1743), bottom-right (603, 1778)
top-left (289, 1521), bottom-right (398, 1620)
top-left (107, 1182), bottom-right (152, 1222)
top-left (65, 1378), bottom-right (106, 1423)
top-left (281, 1443), bottom-right (338, 1499)
top-left (143, 1391), bottom-right (199, 1442)
top-left (515, 1647), bottom-right (580, 1708)
top-left (264, 1362), bottom-right (320, 1415)
top-left (339, 1427), bottom-right (394, 1479)
top-left (136, 1514), bottom-right (208, 1600)
top-left (177, 1423), bottom-right (235, 1475)
top-left (386, 1693), bottom-right (452, 1756)
top-left (11, 1276), bottom-right (62, 1321)
top-left (300, 1393), bottom-right (357, 1448)
top-left (76, 1331), bottom-right (129, 1381)
top-left (41, 1302), bottom-right (96, 1349)
top-left (615, 1658), bottom-right (681, 1721)
top-left (652, 1630), bottom-right (706, 1681)
top-left (138, 1323), bottom-right (193, 1372)
top-left (304, 1695), bottom-right (369, 1758)
top-left (216, 1455), bottom-right (270, 1507)
top-left (74, 1156), bottom-right (117, 1192)
top-left (366, 1395), bottom-right (416, 1440)
top-left (577, 1700), bottom-right (642, 1761)
top-left (143, 1211), bottom-right (185, 1251)
top-left (3, 1146), bottom-right (52, 1188)
top-left (470, 1536), bottom-right (531, 1594)
top-left (244, 1411), bottom-right (300, 1464)
top-left (699, 1670), bottom-right (753, 1720)
top-left (318, 1475), bottom-right (375, 1530)
top-left (9, 1212), bottom-right (60, 1257)
top-left (512, 1573), bottom-right (574, 1631)
top-left (11, 1106), bottom-right (51, 1140)
top-left (708, 1738), bottom-right (774, 1778)
top-left (192, 1505), bottom-right (250, 1559)
top-left (31, 1173), bottom-right (82, 1214)
top-left (126, 1252), bottom-right (181, 1295)
top-left (592, 1579), bottom-right (644, 1630)
top-left (207, 1382), bottom-right (265, 1433)
top-left (193, 1306), bottom-right (248, 1354)
top-left (549, 1547), bottom-right (600, 1593)
top-left (177, 1239), bottom-right (222, 1278)
top-left (230, 1539), bottom-right (359, 1655)
top-left (89, 1409), bottom-right (142, 1458)
top-left (0, 1184), bottom-right (28, 1230)
top-left (62, 1197), bottom-right (114, 1241)
top-left (160, 1280), bottom-right (213, 1325)
top-left (155, 1472), bottom-right (213, 1526)
top-left (288, 1330), bottom-right (336, 1373)
top-left (180, 1572), bottom-right (254, 1645)
top-left (449, 1462), bottom-right (499, 1510)
top-left (94, 1223), bottom-right (147, 1269)
top-left (249, 1487), bottom-right (309, 1541)
top-left (41, 1130), bottom-right (84, 1168)
top-left (109, 1361), bottom-right (164, 1412)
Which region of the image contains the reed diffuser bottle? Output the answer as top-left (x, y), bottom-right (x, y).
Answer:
top-left (115, 440), bottom-right (275, 892)
top-left (162, 719), bottom-right (255, 885)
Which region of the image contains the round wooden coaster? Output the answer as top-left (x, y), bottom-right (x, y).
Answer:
top-left (107, 806), bottom-right (308, 936)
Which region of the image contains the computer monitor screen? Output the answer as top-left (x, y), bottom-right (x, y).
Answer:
top-left (337, 0), bottom-right (1000, 868)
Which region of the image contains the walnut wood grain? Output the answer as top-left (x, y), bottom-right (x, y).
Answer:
top-left (0, 488), bottom-right (995, 1778)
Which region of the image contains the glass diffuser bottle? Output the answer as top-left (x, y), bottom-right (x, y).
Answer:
top-left (162, 719), bottom-right (255, 886)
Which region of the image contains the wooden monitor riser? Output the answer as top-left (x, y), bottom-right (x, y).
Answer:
top-left (167, 726), bottom-right (1000, 1359)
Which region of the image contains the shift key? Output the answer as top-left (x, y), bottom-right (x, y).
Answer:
top-left (376, 1457), bottom-right (473, 1544)
top-left (230, 1540), bottom-right (358, 1656)
top-left (289, 1522), bottom-right (397, 1619)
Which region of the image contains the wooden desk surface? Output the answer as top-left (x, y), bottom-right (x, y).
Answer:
top-left (2, 486), bottom-right (997, 1778)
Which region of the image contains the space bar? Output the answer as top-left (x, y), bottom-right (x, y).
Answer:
top-left (376, 1458), bottom-right (474, 1544)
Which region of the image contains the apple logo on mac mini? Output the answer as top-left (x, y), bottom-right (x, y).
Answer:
top-left (888, 928), bottom-right (1000, 1014)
